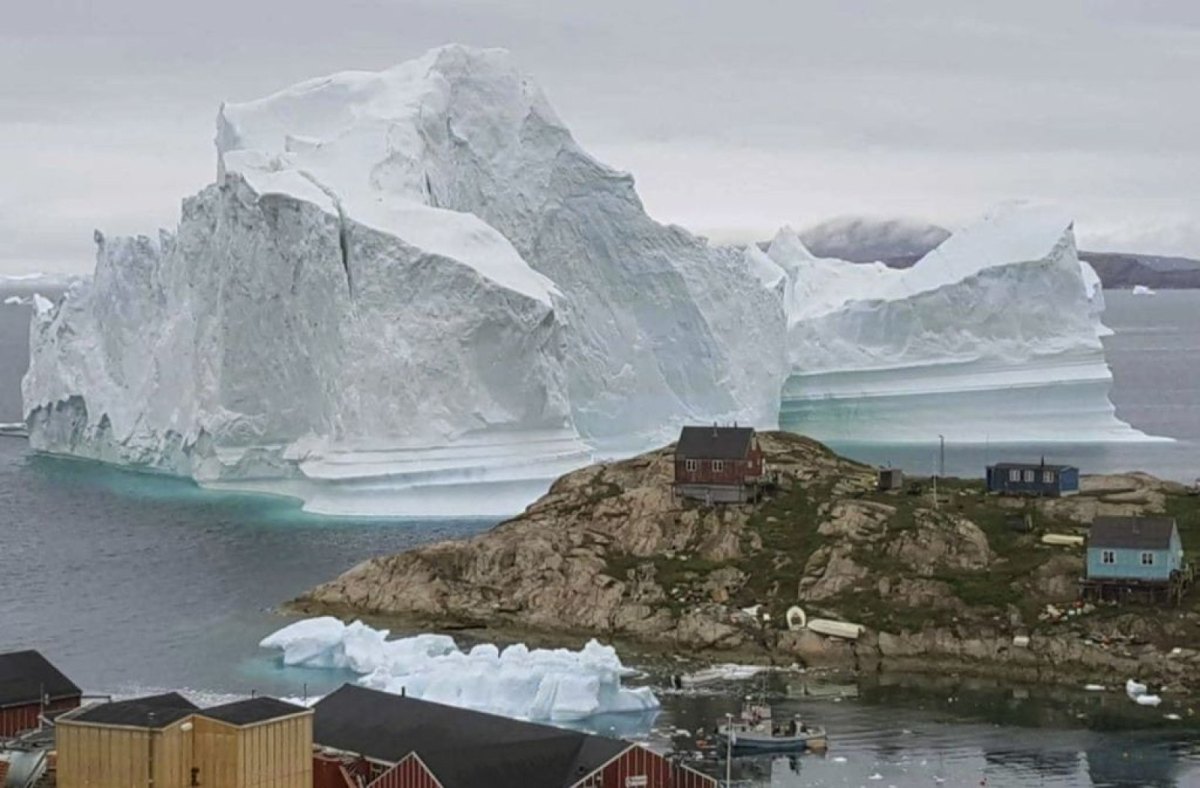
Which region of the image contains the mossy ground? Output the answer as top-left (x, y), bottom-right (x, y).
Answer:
top-left (602, 469), bottom-right (1200, 635)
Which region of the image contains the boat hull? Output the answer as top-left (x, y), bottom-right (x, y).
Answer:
top-left (717, 728), bottom-right (827, 752)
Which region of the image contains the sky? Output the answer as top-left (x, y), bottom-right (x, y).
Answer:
top-left (2, 0), bottom-right (1198, 275)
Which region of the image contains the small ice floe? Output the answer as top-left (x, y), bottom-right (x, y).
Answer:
top-left (3, 295), bottom-right (26, 306)
top-left (868, 774), bottom-right (883, 781)
top-left (833, 756), bottom-right (848, 763)
top-left (1165, 713), bottom-right (1182, 721)
top-left (1126, 679), bottom-right (1148, 697)
top-left (1084, 684), bottom-right (1106, 692)
top-left (1136, 694), bottom-right (1163, 707)
top-left (1132, 285), bottom-right (1156, 296)
top-left (673, 663), bottom-right (768, 688)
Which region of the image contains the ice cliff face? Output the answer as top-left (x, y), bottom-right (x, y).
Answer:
top-left (767, 204), bottom-right (1147, 443)
top-left (23, 46), bottom-right (786, 514)
top-left (23, 47), bottom-right (1151, 515)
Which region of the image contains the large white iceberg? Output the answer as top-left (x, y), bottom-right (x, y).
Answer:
top-left (22, 46), bottom-right (1152, 516)
top-left (22, 45), bottom-right (785, 515)
top-left (259, 617), bottom-right (659, 722)
top-left (767, 204), bottom-right (1154, 443)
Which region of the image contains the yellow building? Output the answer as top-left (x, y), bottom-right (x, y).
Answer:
top-left (56, 693), bottom-right (312, 788)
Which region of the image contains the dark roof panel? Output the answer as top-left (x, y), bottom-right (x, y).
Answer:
top-left (72, 692), bottom-right (198, 728)
top-left (0, 650), bottom-right (81, 708)
top-left (1090, 517), bottom-right (1177, 550)
top-left (989, 462), bottom-right (1076, 472)
top-left (675, 426), bottom-right (755, 460)
top-left (312, 685), bottom-right (635, 788)
top-left (202, 697), bottom-right (309, 726)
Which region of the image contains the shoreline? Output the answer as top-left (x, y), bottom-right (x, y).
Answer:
top-left (283, 598), bottom-right (1200, 699)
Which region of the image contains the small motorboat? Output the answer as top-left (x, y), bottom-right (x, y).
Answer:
top-left (715, 701), bottom-right (827, 752)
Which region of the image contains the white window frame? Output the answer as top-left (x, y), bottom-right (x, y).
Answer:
top-left (1023, 469), bottom-right (1036, 483)
top-left (1101, 550), bottom-right (1115, 565)
top-left (712, 460), bottom-right (725, 473)
top-left (1008, 469), bottom-right (1021, 482)
top-left (1042, 470), bottom-right (1055, 484)
top-left (1141, 552), bottom-right (1155, 566)
top-left (685, 459), bottom-right (698, 472)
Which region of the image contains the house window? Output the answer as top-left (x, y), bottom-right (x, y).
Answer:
top-left (1042, 470), bottom-right (1055, 484)
top-left (1101, 550), bottom-right (1115, 565)
top-left (1023, 470), bottom-right (1035, 483)
top-left (1008, 469), bottom-right (1021, 482)
top-left (1141, 552), bottom-right (1155, 566)
top-left (685, 459), bottom-right (698, 472)
top-left (712, 460), bottom-right (725, 473)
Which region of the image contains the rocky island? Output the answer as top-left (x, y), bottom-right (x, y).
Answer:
top-left (295, 432), bottom-right (1200, 691)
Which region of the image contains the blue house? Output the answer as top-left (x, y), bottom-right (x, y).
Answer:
top-left (986, 462), bottom-right (1079, 497)
top-left (1086, 516), bottom-right (1183, 583)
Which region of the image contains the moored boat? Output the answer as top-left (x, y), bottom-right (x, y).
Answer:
top-left (715, 701), bottom-right (827, 752)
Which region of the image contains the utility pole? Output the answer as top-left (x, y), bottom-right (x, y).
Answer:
top-left (938, 434), bottom-right (945, 478)
top-left (725, 713), bottom-right (734, 787)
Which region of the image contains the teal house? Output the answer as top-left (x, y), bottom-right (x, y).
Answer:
top-left (1086, 516), bottom-right (1183, 583)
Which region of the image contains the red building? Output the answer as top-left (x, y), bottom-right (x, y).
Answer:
top-left (673, 426), bottom-right (764, 503)
top-left (312, 685), bottom-right (715, 788)
top-left (0, 650), bottom-right (82, 738)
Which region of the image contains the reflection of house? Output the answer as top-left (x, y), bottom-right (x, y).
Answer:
top-left (0, 650), bottom-right (82, 738)
top-left (312, 684), bottom-right (715, 788)
top-left (56, 693), bottom-right (312, 788)
top-left (673, 426), bottom-right (764, 504)
top-left (986, 461), bottom-right (1078, 497)
top-left (1082, 516), bottom-right (1192, 604)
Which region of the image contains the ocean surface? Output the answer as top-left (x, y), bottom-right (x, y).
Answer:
top-left (3, 286), bottom-right (1200, 786)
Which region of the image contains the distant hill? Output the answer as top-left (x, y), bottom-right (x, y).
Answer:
top-left (799, 216), bottom-right (950, 263)
top-left (1076, 252), bottom-right (1200, 290)
top-left (794, 216), bottom-right (1200, 289)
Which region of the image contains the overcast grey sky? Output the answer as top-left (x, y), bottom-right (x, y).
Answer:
top-left (2, 0), bottom-right (1197, 274)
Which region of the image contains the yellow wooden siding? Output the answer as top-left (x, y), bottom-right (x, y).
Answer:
top-left (57, 710), bottom-right (311, 788)
top-left (57, 719), bottom-right (191, 788)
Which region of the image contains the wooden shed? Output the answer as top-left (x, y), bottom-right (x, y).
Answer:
top-left (0, 649), bottom-right (82, 738)
top-left (56, 693), bottom-right (312, 788)
top-left (55, 693), bottom-right (199, 788)
top-left (312, 684), bottom-right (715, 788)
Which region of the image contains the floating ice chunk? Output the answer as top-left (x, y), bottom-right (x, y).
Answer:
top-left (1165, 713), bottom-right (1182, 720)
top-left (1125, 679), bottom-right (1148, 697)
top-left (260, 617), bottom-right (658, 721)
top-left (3, 296), bottom-right (26, 306)
top-left (1136, 694), bottom-right (1162, 707)
top-left (1084, 684), bottom-right (1106, 692)
top-left (1132, 285), bottom-right (1156, 296)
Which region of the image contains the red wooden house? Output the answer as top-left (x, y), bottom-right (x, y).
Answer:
top-left (0, 650), bottom-right (81, 738)
top-left (312, 685), bottom-right (715, 788)
top-left (673, 426), bottom-right (764, 504)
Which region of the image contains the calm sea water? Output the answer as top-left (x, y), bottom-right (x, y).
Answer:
top-left (3, 287), bottom-right (1200, 786)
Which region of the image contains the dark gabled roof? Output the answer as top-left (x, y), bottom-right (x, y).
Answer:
top-left (312, 685), bottom-right (632, 788)
top-left (201, 696), bottom-right (309, 726)
top-left (675, 426), bottom-right (755, 459)
top-left (989, 462), bottom-right (1076, 472)
top-left (0, 650), bottom-right (81, 709)
top-left (1090, 516), bottom-right (1177, 550)
top-left (70, 692), bottom-right (198, 728)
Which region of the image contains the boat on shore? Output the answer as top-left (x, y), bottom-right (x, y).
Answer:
top-left (715, 701), bottom-right (827, 752)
